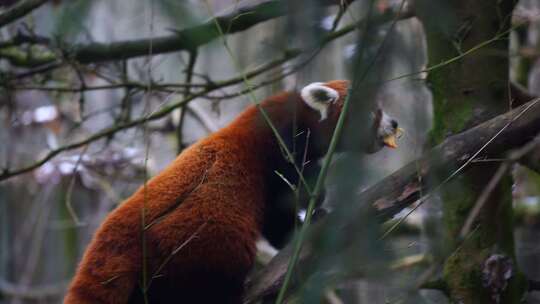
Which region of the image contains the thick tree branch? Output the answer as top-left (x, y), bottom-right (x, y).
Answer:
top-left (0, 0), bottom-right (48, 28)
top-left (2, 1), bottom-right (413, 69)
top-left (0, 0), bottom-right (354, 67)
top-left (0, 1), bottom-right (414, 71)
top-left (244, 98), bottom-right (540, 303)
top-left (72, 1), bottom-right (289, 63)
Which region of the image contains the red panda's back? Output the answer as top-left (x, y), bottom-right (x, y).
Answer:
top-left (65, 131), bottom-right (266, 304)
top-left (134, 133), bottom-right (266, 303)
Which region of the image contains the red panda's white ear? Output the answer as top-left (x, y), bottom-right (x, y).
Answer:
top-left (300, 82), bottom-right (339, 121)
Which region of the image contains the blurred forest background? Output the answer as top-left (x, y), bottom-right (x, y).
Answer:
top-left (1, 0), bottom-right (540, 303)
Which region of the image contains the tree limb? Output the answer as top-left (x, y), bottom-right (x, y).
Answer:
top-left (73, 1), bottom-right (290, 63)
top-left (0, 1), bottom-right (414, 71)
top-left (0, 0), bottom-right (48, 28)
top-left (244, 98), bottom-right (540, 303)
top-left (0, 0), bottom-right (355, 67)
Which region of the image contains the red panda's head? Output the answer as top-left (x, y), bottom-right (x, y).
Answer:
top-left (300, 80), bottom-right (402, 154)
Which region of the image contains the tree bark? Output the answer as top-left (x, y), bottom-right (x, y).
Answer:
top-left (416, 0), bottom-right (527, 302)
top-left (0, 0), bottom-right (48, 28)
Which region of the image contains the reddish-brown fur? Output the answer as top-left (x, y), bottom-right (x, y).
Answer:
top-left (64, 81), bottom-right (350, 304)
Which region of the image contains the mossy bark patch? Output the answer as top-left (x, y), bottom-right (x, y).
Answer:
top-left (417, 0), bottom-right (526, 302)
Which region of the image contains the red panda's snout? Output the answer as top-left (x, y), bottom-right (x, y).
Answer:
top-left (369, 108), bottom-right (402, 152)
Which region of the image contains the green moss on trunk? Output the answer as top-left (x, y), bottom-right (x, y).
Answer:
top-left (417, 0), bottom-right (525, 302)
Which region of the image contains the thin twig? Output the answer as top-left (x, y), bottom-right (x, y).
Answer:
top-left (140, 3), bottom-right (157, 302)
top-left (459, 163), bottom-right (510, 238)
top-left (176, 49), bottom-right (198, 153)
top-left (460, 133), bottom-right (540, 237)
top-left (64, 145), bottom-right (89, 226)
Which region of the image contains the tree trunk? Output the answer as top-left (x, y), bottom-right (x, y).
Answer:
top-left (416, 1), bottom-right (527, 302)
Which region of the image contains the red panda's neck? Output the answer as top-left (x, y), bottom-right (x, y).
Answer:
top-left (220, 92), bottom-right (312, 160)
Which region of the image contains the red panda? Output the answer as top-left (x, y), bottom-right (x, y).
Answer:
top-left (64, 80), bottom-right (400, 304)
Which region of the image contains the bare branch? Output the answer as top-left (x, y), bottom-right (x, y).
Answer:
top-left (1, 1), bottom-right (414, 68)
top-left (1, 0), bottom-right (355, 68)
top-left (70, 0), bottom-right (414, 63)
top-left (0, 0), bottom-right (48, 28)
top-left (0, 51), bottom-right (297, 181)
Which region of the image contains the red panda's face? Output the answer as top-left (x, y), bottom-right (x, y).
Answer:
top-left (300, 80), bottom-right (402, 154)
